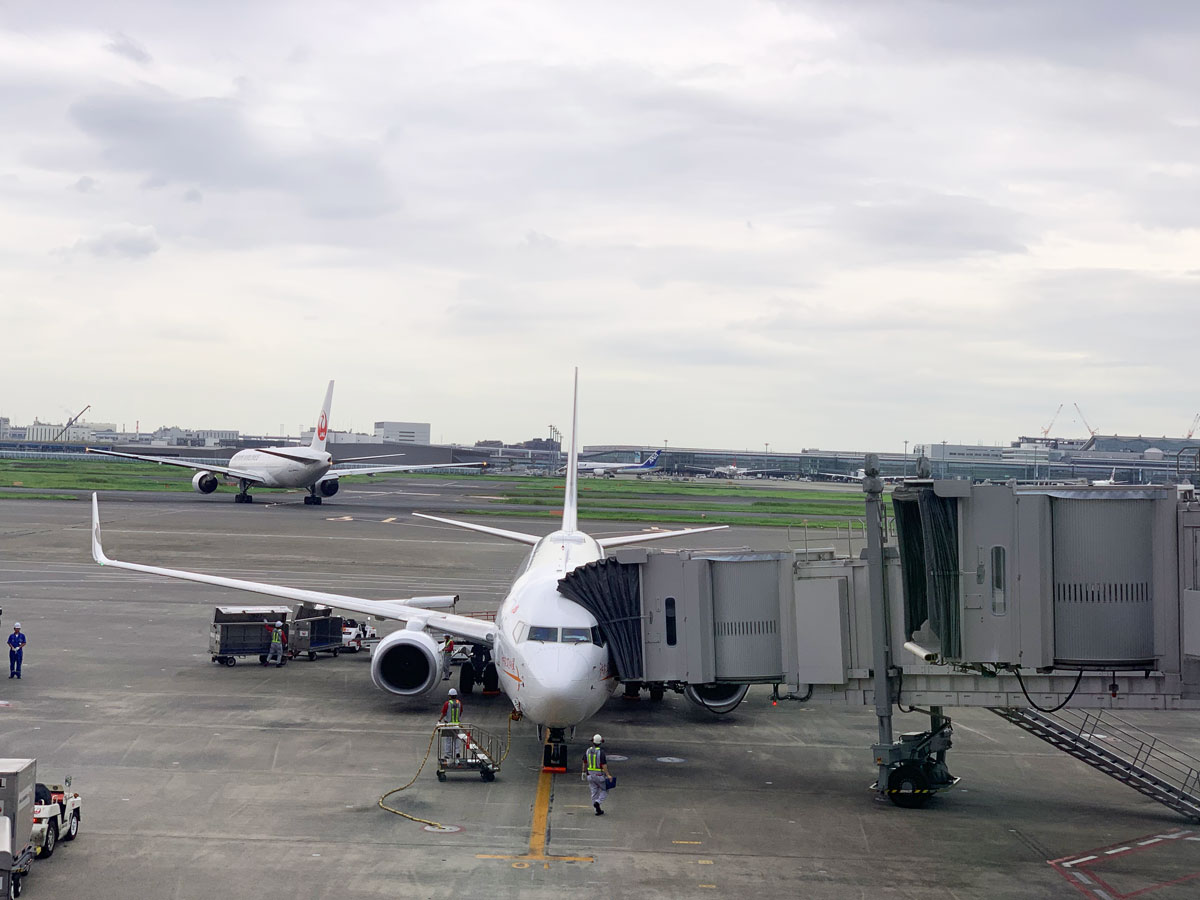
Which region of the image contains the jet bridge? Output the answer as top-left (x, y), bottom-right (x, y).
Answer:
top-left (560, 476), bottom-right (1200, 814)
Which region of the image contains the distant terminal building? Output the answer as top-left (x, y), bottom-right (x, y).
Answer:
top-left (374, 421), bottom-right (432, 444)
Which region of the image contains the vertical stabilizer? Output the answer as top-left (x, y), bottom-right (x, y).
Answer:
top-left (310, 380), bottom-right (335, 451)
top-left (562, 369), bottom-right (579, 534)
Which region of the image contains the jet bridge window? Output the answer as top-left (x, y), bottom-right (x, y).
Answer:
top-left (560, 627), bottom-right (592, 644)
top-left (990, 545), bottom-right (1007, 616)
top-left (526, 626), bottom-right (559, 642)
top-left (665, 597), bottom-right (677, 646)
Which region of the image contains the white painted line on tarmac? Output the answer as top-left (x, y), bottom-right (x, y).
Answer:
top-left (1104, 847), bottom-right (1130, 854)
top-left (1062, 855), bottom-right (1097, 867)
top-left (1136, 838), bottom-right (1162, 846)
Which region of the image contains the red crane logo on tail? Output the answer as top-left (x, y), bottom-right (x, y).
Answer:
top-left (317, 412), bottom-right (328, 441)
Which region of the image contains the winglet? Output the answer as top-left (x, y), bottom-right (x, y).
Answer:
top-left (310, 380), bottom-right (335, 451)
top-left (91, 493), bottom-right (110, 565)
top-left (562, 368), bottom-right (579, 534)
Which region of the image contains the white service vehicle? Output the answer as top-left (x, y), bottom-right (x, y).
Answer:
top-left (341, 618), bottom-right (378, 653)
top-left (31, 779), bottom-right (81, 859)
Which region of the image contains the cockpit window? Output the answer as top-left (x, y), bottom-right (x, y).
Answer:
top-left (560, 627), bottom-right (592, 644)
top-left (526, 625), bottom-right (558, 642)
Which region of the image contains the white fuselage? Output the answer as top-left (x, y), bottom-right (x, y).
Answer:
top-left (224, 448), bottom-right (332, 488)
top-left (489, 530), bottom-right (616, 728)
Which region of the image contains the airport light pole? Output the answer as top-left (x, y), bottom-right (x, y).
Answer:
top-left (904, 440), bottom-right (909, 477)
top-left (863, 453), bottom-right (894, 800)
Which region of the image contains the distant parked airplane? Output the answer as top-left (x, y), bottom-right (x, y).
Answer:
top-left (679, 459), bottom-right (793, 479)
top-left (820, 468), bottom-right (905, 484)
top-left (565, 448), bottom-right (664, 477)
top-left (86, 381), bottom-right (484, 505)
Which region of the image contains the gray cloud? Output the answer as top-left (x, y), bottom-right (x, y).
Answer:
top-left (68, 88), bottom-right (398, 218)
top-left (70, 175), bottom-right (97, 193)
top-left (105, 32), bottom-right (152, 65)
top-left (69, 224), bottom-right (160, 259)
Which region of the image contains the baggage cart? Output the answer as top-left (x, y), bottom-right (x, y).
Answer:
top-left (435, 723), bottom-right (501, 782)
top-left (288, 603), bottom-right (345, 661)
top-left (1, 758), bottom-right (37, 898)
top-left (209, 606), bottom-right (291, 667)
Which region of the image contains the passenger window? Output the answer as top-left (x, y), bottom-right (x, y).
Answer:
top-left (561, 627), bottom-right (591, 644)
top-left (990, 546), bottom-right (1007, 616)
top-left (527, 625), bottom-right (558, 642)
top-left (665, 597), bottom-right (677, 646)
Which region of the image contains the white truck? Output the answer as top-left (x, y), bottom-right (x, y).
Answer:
top-left (31, 778), bottom-right (80, 859)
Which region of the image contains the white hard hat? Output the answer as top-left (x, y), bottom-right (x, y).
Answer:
top-left (448, 688), bottom-right (458, 696)
top-left (12, 623), bottom-right (20, 629)
top-left (275, 621), bottom-right (283, 627)
top-left (592, 733), bottom-right (603, 744)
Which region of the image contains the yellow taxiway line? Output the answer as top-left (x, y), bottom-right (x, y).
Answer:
top-left (477, 768), bottom-right (594, 867)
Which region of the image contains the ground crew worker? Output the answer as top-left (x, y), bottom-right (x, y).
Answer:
top-left (264, 620), bottom-right (286, 667)
top-left (8, 623), bottom-right (26, 679)
top-left (582, 733), bottom-right (612, 815)
top-left (441, 634), bottom-right (455, 680)
top-left (439, 688), bottom-right (463, 760)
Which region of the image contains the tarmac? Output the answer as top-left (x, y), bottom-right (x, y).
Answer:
top-left (3, 483), bottom-right (1200, 899)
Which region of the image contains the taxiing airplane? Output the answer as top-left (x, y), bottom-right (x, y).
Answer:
top-left (679, 460), bottom-right (792, 479)
top-left (86, 381), bottom-right (484, 505)
top-left (564, 447), bottom-right (663, 477)
top-left (89, 371), bottom-right (732, 768)
top-left (819, 468), bottom-right (905, 484)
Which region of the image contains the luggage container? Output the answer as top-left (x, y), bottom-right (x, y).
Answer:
top-left (209, 606), bottom-right (291, 667)
top-left (288, 603), bottom-right (345, 661)
top-left (1, 758), bottom-right (37, 899)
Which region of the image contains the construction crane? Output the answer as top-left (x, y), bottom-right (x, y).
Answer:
top-left (1187, 414), bottom-right (1200, 440)
top-left (1073, 402), bottom-right (1098, 438)
top-left (52, 404), bottom-right (91, 442)
top-left (1040, 403), bottom-right (1064, 438)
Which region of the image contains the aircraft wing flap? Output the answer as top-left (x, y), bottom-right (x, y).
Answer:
top-left (90, 494), bottom-right (495, 644)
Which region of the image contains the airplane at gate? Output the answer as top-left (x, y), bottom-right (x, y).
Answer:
top-left (86, 381), bottom-right (484, 504)
top-left (89, 371), bottom-right (734, 768)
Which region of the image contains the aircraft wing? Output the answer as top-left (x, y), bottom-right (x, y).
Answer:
top-left (85, 447), bottom-right (265, 482)
top-left (598, 524), bottom-right (728, 548)
top-left (322, 462), bottom-right (486, 480)
top-left (89, 494), bottom-right (496, 644)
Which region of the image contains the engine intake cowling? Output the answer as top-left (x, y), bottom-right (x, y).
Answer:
top-left (684, 683), bottom-right (749, 715)
top-left (319, 479), bottom-right (339, 497)
top-left (192, 471), bottom-right (219, 494)
top-left (370, 628), bottom-right (443, 696)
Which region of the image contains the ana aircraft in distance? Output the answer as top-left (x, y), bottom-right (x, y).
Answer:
top-left (89, 371), bottom-right (731, 768)
top-left (564, 448), bottom-right (663, 477)
top-left (86, 381), bottom-right (484, 505)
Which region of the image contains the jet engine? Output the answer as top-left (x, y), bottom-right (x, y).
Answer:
top-left (370, 628), bottom-right (443, 696)
top-left (684, 683), bottom-right (749, 715)
top-left (192, 471), bottom-right (219, 494)
top-left (319, 479), bottom-right (339, 497)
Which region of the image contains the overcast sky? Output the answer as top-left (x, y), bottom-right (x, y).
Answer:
top-left (3, 2), bottom-right (1198, 452)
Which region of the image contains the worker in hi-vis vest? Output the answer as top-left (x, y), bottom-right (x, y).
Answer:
top-left (582, 733), bottom-right (612, 815)
top-left (264, 620), bottom-right (286, 667)
top-left (439, 688), bottom-right (463, 759)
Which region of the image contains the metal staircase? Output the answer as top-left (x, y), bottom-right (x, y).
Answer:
top-left (989, 707), bottom-right (1200, 821)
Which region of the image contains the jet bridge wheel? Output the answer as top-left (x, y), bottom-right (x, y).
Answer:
top-left (887, 762), bottom-right (933, 809)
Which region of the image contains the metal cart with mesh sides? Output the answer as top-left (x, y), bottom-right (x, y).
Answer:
top-left (288, 603), bottom-right (345, 661)
top-left (435, 723), bottom-right (501, 782)
top-left (209, 606), bottom-right (291, 667)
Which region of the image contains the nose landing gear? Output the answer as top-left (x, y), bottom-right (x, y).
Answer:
top-left (542, 727), bottom-right (569, 771)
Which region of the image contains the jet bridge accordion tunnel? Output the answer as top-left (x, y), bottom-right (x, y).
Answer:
top-left (558, 550), bottom-right (794, 711)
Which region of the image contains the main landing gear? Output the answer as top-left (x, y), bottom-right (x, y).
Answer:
top-left (234, 481), bottom-right (254, 503)
top-left (303, 485), bottom-right (323, 505)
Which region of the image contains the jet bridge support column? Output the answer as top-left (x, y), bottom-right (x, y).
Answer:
top-left (864, 455), bottom-right (894, 799)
